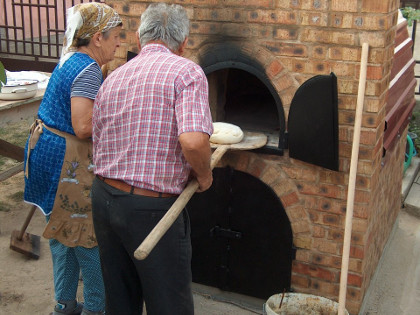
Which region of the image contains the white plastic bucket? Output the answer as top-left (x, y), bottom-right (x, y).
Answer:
top-left (263, 293), bottom-right (349, 315)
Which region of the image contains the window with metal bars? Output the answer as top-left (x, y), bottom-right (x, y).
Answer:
top-left (0, 0), bottom-right (103, 72)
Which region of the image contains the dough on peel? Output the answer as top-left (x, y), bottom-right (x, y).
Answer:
top-left (210, 122), bottom-right (244, 144)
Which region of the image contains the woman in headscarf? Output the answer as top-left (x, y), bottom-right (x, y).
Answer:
top-left (23, 3), bottom-right (122, 315)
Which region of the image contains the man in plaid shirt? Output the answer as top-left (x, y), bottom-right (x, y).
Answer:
top-left (91, 3), bottom-right (213, 315)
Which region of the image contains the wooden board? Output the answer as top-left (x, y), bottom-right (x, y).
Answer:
top-left (210, 131), bottom-right (267, 151)
top-left (10, 230), bottom-right (40, 260)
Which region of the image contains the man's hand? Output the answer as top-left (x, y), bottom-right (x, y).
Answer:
top-left (194, 169), bottom-right (213, 192)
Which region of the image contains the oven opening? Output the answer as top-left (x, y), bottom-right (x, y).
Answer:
top-left (206, 68), bottom-right (283, 148)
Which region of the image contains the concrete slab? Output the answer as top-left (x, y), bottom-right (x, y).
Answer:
top-left (359, 211), bottom-right (420, 315)
top-left (402, 156), bottom-right (420, 202)
top-left (193, 284), bottom-right (264, 314)
top-left (403, 165), bottom-right (420, 217)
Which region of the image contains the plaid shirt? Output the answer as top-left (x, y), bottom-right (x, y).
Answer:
top-left (92, 44), bottom-right (213, 194)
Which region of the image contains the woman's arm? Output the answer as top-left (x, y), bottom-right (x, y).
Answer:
top-left (71, 96), bottom-right (94, 139)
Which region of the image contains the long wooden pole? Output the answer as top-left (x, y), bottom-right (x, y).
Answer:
top-left (134, 145), bottom-right (229, 260)
top-left (338, 42), bottom-right (369, 315)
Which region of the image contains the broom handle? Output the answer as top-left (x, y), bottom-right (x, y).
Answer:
top-left (338, 42), bottom-right (369, 315)
top-left (18, 205), bottom-right (37, 240)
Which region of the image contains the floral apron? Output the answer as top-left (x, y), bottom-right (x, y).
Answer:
top-left (26, 119), bottom-right (97, 248)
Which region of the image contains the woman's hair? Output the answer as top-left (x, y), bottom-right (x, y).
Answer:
top-left (75, 24), bottom-right (122, 48)
top-left (60, 2), bottom-right (122, 67)
top-left (138, 3), bottom-right (189, 52)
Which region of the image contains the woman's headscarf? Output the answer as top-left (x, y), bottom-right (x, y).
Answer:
top-left (59, 2), bottom-right (122, 67)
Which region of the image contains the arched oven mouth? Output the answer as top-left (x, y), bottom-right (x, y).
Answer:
top-left (204, 63), bottom-right (285, 151)
top-left (202, 60), bottom-right (339, 172)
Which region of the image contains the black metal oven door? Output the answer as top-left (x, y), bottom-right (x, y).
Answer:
top-left (288, 73), bottom-right (338, 171)
top-left (187, 167), bottom-right (295, 299)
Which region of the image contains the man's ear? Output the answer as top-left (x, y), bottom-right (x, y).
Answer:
top-left (176, 37), bottom-right (188, 56)
top-left (136, 31), bottom-right (141, 50)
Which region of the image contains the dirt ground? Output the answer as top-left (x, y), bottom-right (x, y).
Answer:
top-left (0, 119), bottom-right (60, 314)
top-left (0, 174), bottom-right (61, 314)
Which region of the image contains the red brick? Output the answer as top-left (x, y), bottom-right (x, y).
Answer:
top-left (361, 0), bottom-right (391, 13)
top-left (331, 0), bottom-right (358, 12)
top-left (319, 170), bottom-right (347, 185)
top-left (301, 0), bottom-right (328, 11)
top-left (313, 225), bottom-right (326, 238)
top-left (292, 262), bottom-right (337, 281)
top-left (329, 46), bottom-right (360, 61)
top-left (286, 205), bottom-right (307, 222)
top-left (322, 214), bottom-right (342, 227)
top-left (347, 286), bottom-right (362, 301)
top-left (229, 152), bottom-right (250, 172)
top-left (264, 42), bottom-right (308, 57)
top-left (282, 165), bottom-right (318, 182)
top-left (318, 199), bottom-right (346, 215)
top-left (310, 279), bottom-right (339, 296)
top-left (194, 8), bottom-right (232, 22)
top-left (273, 27), bottom-right (299, 40)
top-left (248, 10), bottom-right (297, 24)
top-left (260, 165), bottom-right (281, 186)
top-left (333, 256), bottom-right (363, 273)
top-left (330, 61), bottom-right (356, 77)
top-left (355, 174), bottom-right (372, 189)
top-left (330, 13), bottom-right (354, 29)
top-left (311, 45), bottom-right (327, 59)
top-left (349, 245), bottom-right (364, 259)
top-left (353, 14), bottom-right (395, 31)
top-left (272, 73), bottom-right (296, 92)
top-left (272, 180), bottom-right (297, 196)
top-left (359, 31), bottom-right (392, 48)
top-left (337, 79), bottom-right (358, 94)
top-left (277, 0), bottom-right (298, 9)
top-left (352, 217), bottom-right (368, 232)
top-left (297, 182), bottom-right (343, 199)
top-left (366, 65), bottom-right (384, 80)
top-left (312, 238), bottom-right (339, 255)
top-left (267, 60), bottom-right (284, 78)
top-left (300, 12), bottom-right (328, 27)
top-left (295, 248), bottom-right (311, 262)
top-left (222, 0), bottom-right (273, 7)
top-left (291, 274), bottom-right (310, 288)
top-left (281, 192), bottom-right (300, 207)
top-left (346, 273), bottom-right (363, 287)
top-left (292, 220), bottom-right (311, 234)
top-left (247, 157), bottom-right (267, 177)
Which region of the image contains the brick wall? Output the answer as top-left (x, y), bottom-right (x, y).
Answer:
top-left (104, 1), bottom-right (413, 314)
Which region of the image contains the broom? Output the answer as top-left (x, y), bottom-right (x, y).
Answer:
top-left (10, 205), bottom-right (40, 259)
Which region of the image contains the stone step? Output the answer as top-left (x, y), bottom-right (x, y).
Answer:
top-left (402, 156), bottom-right (420, 200)
top-left (402, 156), bottom-right (420, 217)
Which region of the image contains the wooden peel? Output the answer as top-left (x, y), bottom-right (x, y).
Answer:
top-left (338, 43), bottom-right (369, 315)
top-left (134, 131), bottom-right (267, 260)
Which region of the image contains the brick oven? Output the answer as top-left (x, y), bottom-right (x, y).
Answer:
top-left (105, 1), bottom-right (416, 314)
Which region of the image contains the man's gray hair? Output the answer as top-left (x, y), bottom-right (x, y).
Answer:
top-left (138, 3), bottom-right (189, 52)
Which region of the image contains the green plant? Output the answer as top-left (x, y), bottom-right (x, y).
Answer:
top-left (0, 61), bottom-right (6, 92)
top-left (409, 121), bottom-right (420, 153)
top-left (401, 7), bottom-right (420, 26)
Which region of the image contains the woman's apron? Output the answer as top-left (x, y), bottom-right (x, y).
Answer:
top-left (26, 119), bottom-right (97, 248)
